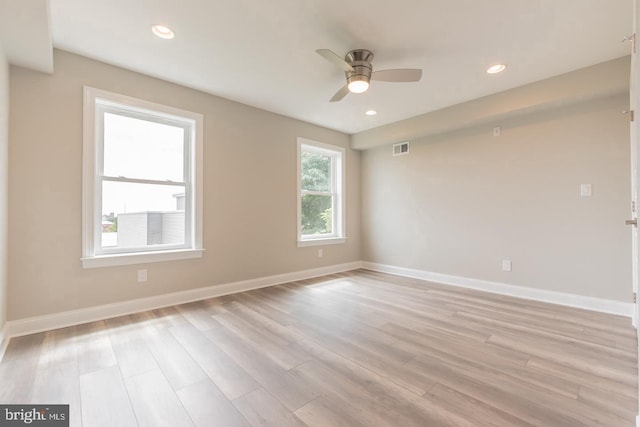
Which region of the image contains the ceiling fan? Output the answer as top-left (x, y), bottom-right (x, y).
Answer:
top-left (316, 48), bottom-right (422, 102)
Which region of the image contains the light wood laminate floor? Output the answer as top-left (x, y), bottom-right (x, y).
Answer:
top-left (0, 270), bottom-right (637, 426)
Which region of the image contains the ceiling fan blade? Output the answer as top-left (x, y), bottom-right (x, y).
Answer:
top-left (330, 84), bottom-right (350, 102)
top-left (371, 69), bottom-right (422, 82)
top-left (316, 49), bottom-right (354, 73)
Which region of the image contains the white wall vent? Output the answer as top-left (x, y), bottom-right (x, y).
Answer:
top-left (393, 141), bottom-right (409, 156)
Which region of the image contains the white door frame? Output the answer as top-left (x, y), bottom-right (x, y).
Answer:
top-left (631, 0), bottom-right (638, 327)
top-left (632, 2), bottom-right (640, 425)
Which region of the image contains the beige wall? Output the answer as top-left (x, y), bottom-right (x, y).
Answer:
top-left (8, 50), bottom-right (360, 320)
top-left (361, 94), bottom-right (631, 302)
top-left (6, 48), bottom-right (631, 320)
top-left (0, 44), bottom-right (8, 328)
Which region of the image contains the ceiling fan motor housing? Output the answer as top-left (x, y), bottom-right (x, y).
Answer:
top-left (345, 49), bottom-right (373, 88)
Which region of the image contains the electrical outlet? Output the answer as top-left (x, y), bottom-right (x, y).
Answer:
top-left (493, 126), bottom-right (501, 136)
top-left (580, 184), bottom-right (592, 197)
top-left (318, 249), bottom-right (323, 258)
top-left (502, 260), bottom-right (512, 272)
top-left (137, 269), bottom-right (148, 282)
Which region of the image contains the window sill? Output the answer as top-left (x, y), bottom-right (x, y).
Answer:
top-left (297, 237), bottom-right (346, 247)
top-left (81, 248), bottom-right (204, 268)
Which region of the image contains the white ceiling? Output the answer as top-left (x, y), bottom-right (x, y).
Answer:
top-left (0, 0), bottom-right (52, 73)
top-left (12, 1), bottom-right (638, 134)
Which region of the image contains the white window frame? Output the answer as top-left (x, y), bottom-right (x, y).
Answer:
top-left (82, 86), bottom-right (204, 268)
top-left (297, 137), bottom-right (346, 247)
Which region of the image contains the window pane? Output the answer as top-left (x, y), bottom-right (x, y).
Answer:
top-left (103, 112), bottom-right (185, 182)
top-left (301, 194), bottom-right (332, 236)
top-left (301, 150), bottom-right (331, 192)
top-left (101, 181), bottom-right (185, 248)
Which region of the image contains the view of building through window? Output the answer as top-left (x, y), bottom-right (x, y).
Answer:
top-left (99, 111), bottom-right (188, 250)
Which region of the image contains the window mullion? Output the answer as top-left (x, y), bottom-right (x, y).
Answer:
top-left (101, 175), bottom-right (187, 187)
top-left (301, 190), bottom-right (332, 197)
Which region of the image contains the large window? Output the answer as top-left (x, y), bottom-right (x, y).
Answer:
top-left (297, 138), bottom-right (345, 246)
top-left (82, 87), bottom-right (203, 267)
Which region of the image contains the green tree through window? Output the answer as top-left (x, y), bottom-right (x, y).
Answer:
top-left (298, 139), bottom-right (344, 244)
top-left (301, 151), bottom-right (333, 234)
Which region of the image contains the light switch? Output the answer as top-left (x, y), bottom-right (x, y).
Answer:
top-left (580, 184), bottom-right (592, 197)
top-left (137, 269), bottom-right (148, 282)
top-left (502, 260), bottom-right (512, 272)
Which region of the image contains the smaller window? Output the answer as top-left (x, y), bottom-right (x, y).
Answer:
top-left (297, 138), bottom-right (346, 246)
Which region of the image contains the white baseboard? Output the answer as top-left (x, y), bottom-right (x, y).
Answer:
top-left (362, 262), bottom-right (634, 317)
top-left (4, 261), bottom-right (362, 340)
top-left (2, 259), bottom-right (634, 365)
top-left (0, 322), bottom-right (8, 361)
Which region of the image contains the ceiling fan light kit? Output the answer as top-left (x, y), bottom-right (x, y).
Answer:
top-left (345, 49), bottom-right (374, 94)
top-left (316, 48), bottom-right (422, 102)
top-left (348, 79), bottom-right (370, 93)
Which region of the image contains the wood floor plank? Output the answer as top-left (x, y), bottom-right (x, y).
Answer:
top-left (423, 382), bottom-right (535, 427)
top-left (0, 333), bottom-right (45, 403)
top-left (381, 322), bottom-right (580, 399)
top-left (380, 321), bottom-right (531, 367)
top-left (526, 356), bottom-right (637, 399)
top-left (453, 310), bottom-right (637, 360)
top-left (232, 388), bottom-right (308, 427)
top-left (213, 309), bottom-right (312, 370)
top-left (581, 326), bottom-right (638, 352)
top-left (233, 293), bottom-right (297, 326)
top-left (578, 385), bottom-right (638, 421)
top-left (487, 332), bottom-right (637, 386)
top-left (435, 290), bottom-right (633, 337)
top-left (76, 320), bottom-right (117, 375)
top-left (37, 326), bottom-right (77, 370)
top-left (169, 323), bottom-right (260, 400)
top-left (176, 379), bottom-right (250, 427)
top-left (79, 366), bottom-right (137, 427)
top-left (325, 284), bottom-right (492, 342)
top-left (294, 397), bottom-right (368, 427)
top-left (104, 314), bottom-right (144, 340)
top-left (144, 328), bottom-right (209, 390)
top-left (205, 319), bottom-right (318, 412)
top-left (124, 369), bottom-right (194, 427)
top-left (291, 358), bottom-right (474, 427)
top-left (175, 300), bottom-right (223, 331)
top-left (111, 338), bottom-right (159, 378)
top-left (291, 361), bottom-right (394, 427)
top-left (407, 353), bottom-right (630, 426)
top-left (150, 306), bottom-right (190, 328)
top-left (405, 355), bottom-right (586, 426)
top-left (219, 300), bottom-right (304, 343)
top-left (31, 361), bottom-right (82, 427)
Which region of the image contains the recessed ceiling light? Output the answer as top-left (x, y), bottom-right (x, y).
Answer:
top-left (152, 25), bottom-right (175, 40)
top-left (487, 64), bottom-right (506, 74)
top-left (365, 110), bottom-right (377, 116)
